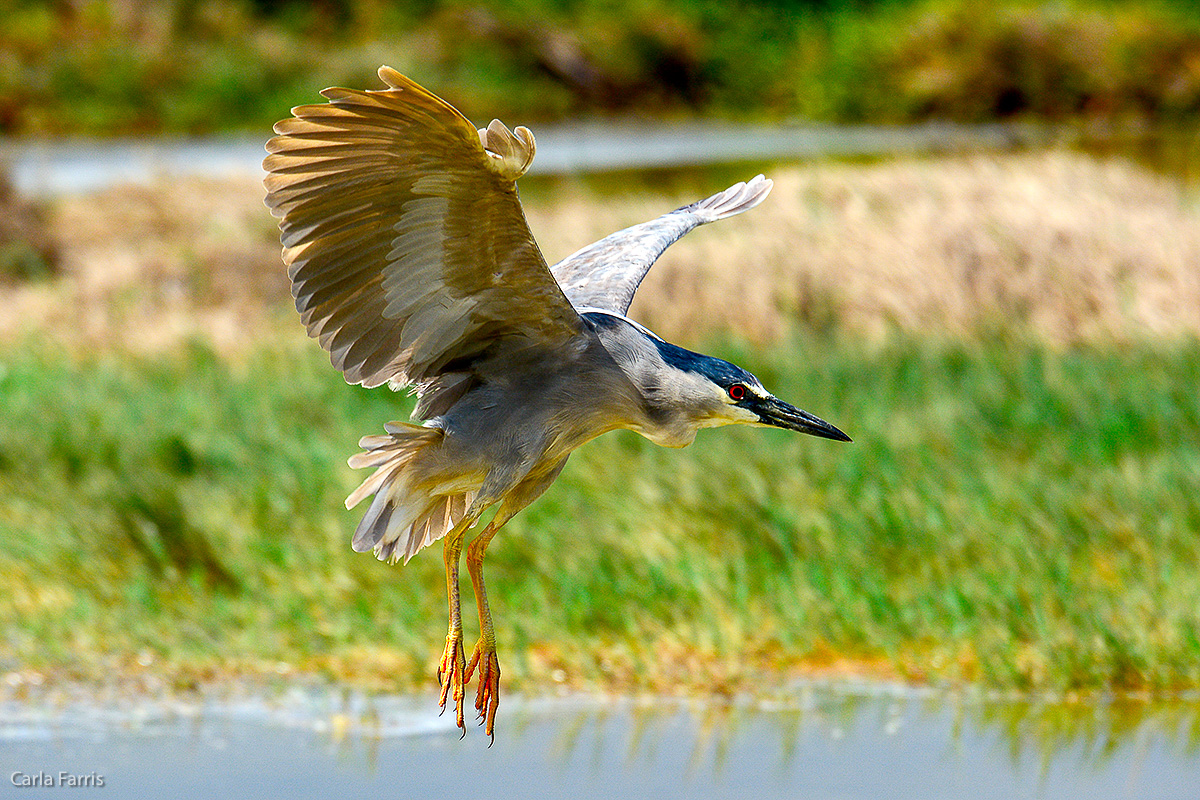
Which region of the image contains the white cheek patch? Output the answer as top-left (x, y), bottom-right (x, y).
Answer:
top-left (700, 401), bottom-right (761, 429)
top-left (729, 404), bottom-right (762, 424)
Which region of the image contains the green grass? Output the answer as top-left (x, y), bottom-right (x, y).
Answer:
top-left (2, 331), bottom-right (1199, 694)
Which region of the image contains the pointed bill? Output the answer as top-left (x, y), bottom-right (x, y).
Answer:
top-left (755, 396), bottom-right (851, 442)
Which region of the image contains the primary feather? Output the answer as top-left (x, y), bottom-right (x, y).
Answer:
top-left (264, 66), bottom-right (583, 393)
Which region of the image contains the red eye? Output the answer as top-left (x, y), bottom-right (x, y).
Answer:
top-left (728, 384), bottom-right (747, 401)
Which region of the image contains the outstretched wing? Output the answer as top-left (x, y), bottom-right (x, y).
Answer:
top-left (264, 66), bottom-right (584, 392)
top-left (549, 175), bottom-right (773, 314)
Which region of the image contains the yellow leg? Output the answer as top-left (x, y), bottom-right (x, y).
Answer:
top-left (465, 520), bottom-right (502, 742)
top-left (437, 529), bottom-right (468, 734)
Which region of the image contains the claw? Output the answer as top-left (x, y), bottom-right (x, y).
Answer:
top-left (465, 639), bottom-right (500, 742)
top-left (437, 627), bottom-right (468, 732)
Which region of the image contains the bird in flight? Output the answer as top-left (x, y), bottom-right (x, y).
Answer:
top-left (264, 66), bottom-right (850, 741)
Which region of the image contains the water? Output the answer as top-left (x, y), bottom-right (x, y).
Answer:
top-left (3, 685), bottom-right (1197, 799)
top-left (0, 121), bottom-right (1031, 197)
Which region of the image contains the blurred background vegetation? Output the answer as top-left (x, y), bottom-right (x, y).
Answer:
top-left (3, 0), bottom-right (1200, 134)
top-left (1, 0), bottom-right (1199, 699)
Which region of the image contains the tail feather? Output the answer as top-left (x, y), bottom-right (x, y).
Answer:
top-left (344, 458), bottom-right (398, 508)
top-left (345, 421), bottom-right (471, 564)
top-left (351, 435), bottom-right (395, 457)
top-left (352, 490), bottom-right (394, 553)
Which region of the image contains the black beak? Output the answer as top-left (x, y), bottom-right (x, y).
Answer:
top-left (754, 396), bottom-right (851, 442)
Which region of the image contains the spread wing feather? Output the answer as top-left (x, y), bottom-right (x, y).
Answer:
top-left (264, 66), bottom-right (583, 393)
top-left (549, 175), bottom-right (773, 314)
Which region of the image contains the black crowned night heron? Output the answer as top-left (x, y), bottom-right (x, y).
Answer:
top-left (264, 66), bottom-right (850, 740)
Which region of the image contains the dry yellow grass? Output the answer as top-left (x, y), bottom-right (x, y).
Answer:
top-left (3, 151), bottom-right (1197, 353)
top-left (531, 153), bottom-right (1200, 345)
top-left (0, 177), bottom-right (286, 355)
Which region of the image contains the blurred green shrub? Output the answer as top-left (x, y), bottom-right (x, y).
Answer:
top-left (1, 0), bottom-right (1199, 133)
top-left (890, 3), bottom-right (1200, 121)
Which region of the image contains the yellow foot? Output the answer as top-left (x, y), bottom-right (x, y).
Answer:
top-left (437, 627), bottom-right (467, 734)
top-left (465, 640), bottom-right (501, 743)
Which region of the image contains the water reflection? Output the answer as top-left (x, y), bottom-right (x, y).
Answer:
top-left (4, 684), bottom-right (1198, 799)
top-left (511, 688), bottom-right (1200, 789)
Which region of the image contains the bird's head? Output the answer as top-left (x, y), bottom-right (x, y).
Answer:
top-left (651, 339), bottom-right (851, 443)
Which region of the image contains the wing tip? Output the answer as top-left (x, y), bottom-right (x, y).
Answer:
top-left (378, 64), bottom-right (400, 85)
top-left (693, 174), bottom-right (773, 222)
top-left (479, 119), bottom-right (537, 181)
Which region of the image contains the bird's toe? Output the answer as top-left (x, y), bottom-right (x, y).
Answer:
top-left (467, 640), bottom-right (501, 743)
top-left (437, 627), bottom-right (469, 732)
